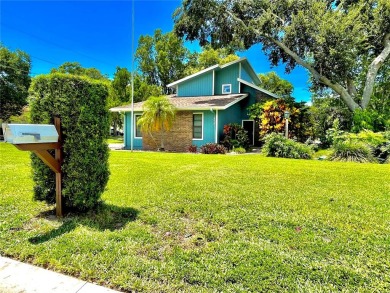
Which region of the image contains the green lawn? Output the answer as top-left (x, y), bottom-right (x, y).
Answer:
top-left (107, 136), bottom-right (124, 144)
top-left (0, 142), bottom-right (389, 292)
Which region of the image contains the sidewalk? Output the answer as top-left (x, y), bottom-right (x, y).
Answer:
top-left (0, 256), bottom-right (121, 293)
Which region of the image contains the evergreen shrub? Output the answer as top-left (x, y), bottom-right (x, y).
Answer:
top-left (29, 73), bottom-right (110, 210)
top-left (262, 133), bottom-right (313, 159)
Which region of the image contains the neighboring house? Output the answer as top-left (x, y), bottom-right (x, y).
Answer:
top-left (110, 58), bottom-right (278, 152)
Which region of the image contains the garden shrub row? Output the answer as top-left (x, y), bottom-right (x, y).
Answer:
top-left (29, 73), bottom-right (110, 211)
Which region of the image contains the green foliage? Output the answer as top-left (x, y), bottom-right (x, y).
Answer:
top-left (352, 109), bottom-right (390, 133)
top-left (50, 62), bottom-right (108, 80)
top-left (174, 0), bottom-right (390, 111)
top-left (258, 71), bottom-right (294, 100)
top-left (311, 95), bottom-right (353, 144)
top-left (112, 66), bottom-right (131, 104)
top-left (222, 123), bottom-right (250, 150)
top-left (333, 130), bottom-right (390, 163)
top-left (329, 141), bottom-right (376, 163)
top-left (0, 45), bottom-right (31, 122)
top-left (324, 119), bottom-right (345, 147)
top-left (185, 46), bottom-right (239, 75)
top-left (233, 146), bottom-right (246, 154)
top-left (262, 133), bottom-right (314, 159)
top-left (135, 29), bottom-right (189, 91)
top-left (137, 96), bottom-right (176, 150)
top-left (200, 143), bottom-right (227, 154)
top-left (29, 73), bottom-right (110, 211)
top-left (1, 144), bottom-right (390, 292)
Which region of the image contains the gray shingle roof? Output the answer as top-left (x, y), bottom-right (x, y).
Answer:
top-left (110, 94), bottom-right (248, 112)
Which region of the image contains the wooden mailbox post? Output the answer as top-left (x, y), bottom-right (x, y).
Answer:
top-left (2, 117), bottom-right (63, 217)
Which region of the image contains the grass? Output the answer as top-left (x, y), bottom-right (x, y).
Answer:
top-left (0, 142), bottom-right (389, 292)
top-left (107, 136), bottom-right (124, 144)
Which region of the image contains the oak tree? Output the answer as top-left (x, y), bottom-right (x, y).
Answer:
top-left (174, 0), bottom-right (390, 112)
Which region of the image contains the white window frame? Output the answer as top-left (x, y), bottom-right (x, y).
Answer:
top-left (222, 84), bottom-right (232, 94)
top-left (134, 114), bottom-right (142, 138)
top-left (192, 112), bottom-right (204, 140)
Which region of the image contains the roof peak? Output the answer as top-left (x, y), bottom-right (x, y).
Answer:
top-left (167, 57), bottom-right (255, 88)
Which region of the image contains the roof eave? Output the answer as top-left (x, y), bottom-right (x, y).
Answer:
top-left (238, 78), bottom-right (279, 98)
top-left (167, 65), bottom-right (219, 88)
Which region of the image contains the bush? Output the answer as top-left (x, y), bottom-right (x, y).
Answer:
top-left (334, 130), bottom-right (389, 163)
top-left (233, 147), bottom-right (246, 154)
top-left (329, 140), bottom-right (376, 163)
top-left (29, 73), bottom-right (110, 211)
top-left (262, 133), bottom-right (313, 159)
top-left (200, 143), bottom-right (227, 154)
top-left (188, 145), bottom-right (197, 153)
top-left (222, 123), bottom-right (250, 150)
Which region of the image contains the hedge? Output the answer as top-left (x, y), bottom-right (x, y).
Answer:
top-left (29, 73), bottom-right (110, 211)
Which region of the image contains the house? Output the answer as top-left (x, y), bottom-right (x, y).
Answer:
top-left (110, 58), bottom-right (278, 152)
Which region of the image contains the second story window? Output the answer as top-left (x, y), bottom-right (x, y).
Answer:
top-left (222, 84), bottom-right (232, 94)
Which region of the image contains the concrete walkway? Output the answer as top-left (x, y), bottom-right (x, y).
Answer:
top-left (0, 256), bottom-right (120, 293)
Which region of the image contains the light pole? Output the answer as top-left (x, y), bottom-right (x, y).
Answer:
top-left (284, 110), bottom-right (290, 138)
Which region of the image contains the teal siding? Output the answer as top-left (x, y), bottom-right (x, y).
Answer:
top-left (178, 72), bottom-right (213, 97)
top-left (124, 112), bottom-right (143, 150)
top-left (192, 110), bottom-right (216, 147)
top-left (239, 84), bottom-right (276, 120)
top-left (241, 63), bottom-right (255, 83)
top-left (215, 64), bottom-right (240, 95)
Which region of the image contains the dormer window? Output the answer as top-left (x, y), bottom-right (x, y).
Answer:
top-left (222, 84), bottom-right (232, 94)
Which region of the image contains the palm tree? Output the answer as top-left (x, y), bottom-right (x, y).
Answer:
top-left (137, 96), bottom-right (176, 150)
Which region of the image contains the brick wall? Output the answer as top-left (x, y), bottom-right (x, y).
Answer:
top-left (142, 111), bottom-right (193, 152)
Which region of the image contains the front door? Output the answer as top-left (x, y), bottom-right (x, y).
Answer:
top-left (242, 120), bottom-right (254, 146)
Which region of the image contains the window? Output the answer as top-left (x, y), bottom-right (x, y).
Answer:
top-left (193, 113), bottom-right (203, 140)
top-left (134, 114), bottom-right (142, 138)
top-left (222, 84), bottom-right (232, 94)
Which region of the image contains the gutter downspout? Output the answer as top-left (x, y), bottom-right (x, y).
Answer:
top-left (215, 109), bottom-right (219, 143)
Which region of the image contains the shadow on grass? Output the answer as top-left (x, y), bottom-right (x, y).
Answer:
top-left (29, 203), bottom-right (139, 244)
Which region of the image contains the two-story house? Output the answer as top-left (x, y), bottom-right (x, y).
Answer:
top-left (110, 58), bottom-right (277, 152)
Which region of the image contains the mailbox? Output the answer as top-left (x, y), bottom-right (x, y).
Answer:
top-left (2, 123), bottom-right (59, 144)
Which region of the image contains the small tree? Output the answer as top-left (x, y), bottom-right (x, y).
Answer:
top-left (0, 45), bottom-right (31, 122)
top-left (137, 96), bottom-right (176, 150)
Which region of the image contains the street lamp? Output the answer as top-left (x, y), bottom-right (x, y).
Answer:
top-left (284, 110), bottom-right (290, 138)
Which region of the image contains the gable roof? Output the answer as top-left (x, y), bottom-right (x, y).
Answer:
top-left (238, 78), bottom-right (279, 98)
top-left (167, 57), bottom-right (261, 88)
top-left (110, 94), bottom-right (248, 112)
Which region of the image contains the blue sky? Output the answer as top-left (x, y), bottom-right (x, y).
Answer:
top-left (1, 0), bottom-right (311, 102)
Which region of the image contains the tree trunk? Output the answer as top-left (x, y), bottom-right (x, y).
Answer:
top-left (361, 33), bottom-right (390, 109)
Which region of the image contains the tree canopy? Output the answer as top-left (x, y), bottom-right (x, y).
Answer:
top-left (135, 29), bottom-right (189, 92)
top-left (50, 62), bottom-right (108, 80)
top-left (0, 45), bottom-right (31, 122)
top-left (174, 0), bottom-right (390, 112)
top-left (258, 72), bottom-right (294, 100)
top-left (191, 46), bottom-right (239, 71)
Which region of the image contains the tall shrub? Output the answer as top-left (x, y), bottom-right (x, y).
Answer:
top-left (29, 73), bottom-right (110, 211)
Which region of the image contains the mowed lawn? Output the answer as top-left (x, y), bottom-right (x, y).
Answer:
top-left (0, 142), bottom-right (389, 292)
